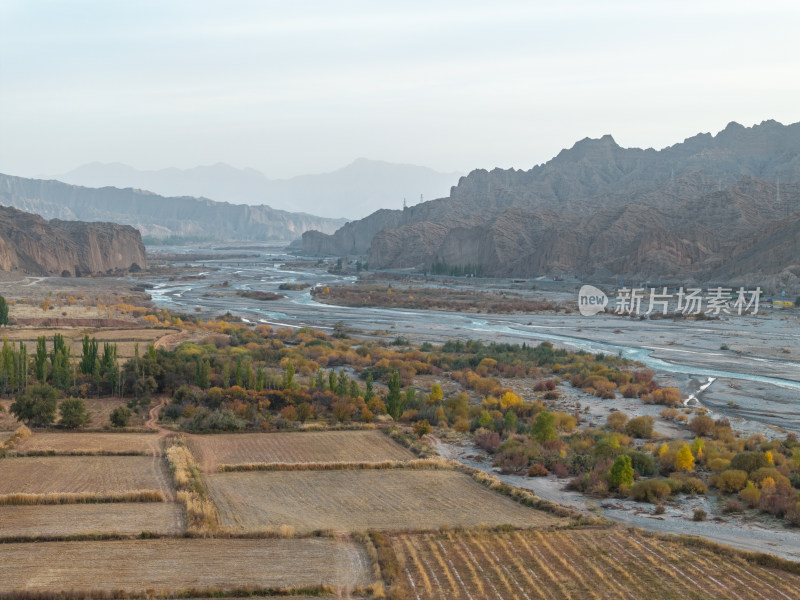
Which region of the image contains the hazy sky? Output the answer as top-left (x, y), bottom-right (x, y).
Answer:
top-left (1, 0), bottom-right (799, 179)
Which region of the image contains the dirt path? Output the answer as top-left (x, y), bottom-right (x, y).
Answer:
top-left (153, 329), bottom-right (204, 351)
top-left (146, 397), bottom-right (172, 440)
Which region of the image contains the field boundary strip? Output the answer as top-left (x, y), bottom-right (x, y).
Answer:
top-left (216, 457), bottom-right (453, 472)
top-left (0, 490), bottom-right (166, 505)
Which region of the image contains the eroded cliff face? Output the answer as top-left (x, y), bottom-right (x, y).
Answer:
top-left (0, 206), bottom-right (146, 276)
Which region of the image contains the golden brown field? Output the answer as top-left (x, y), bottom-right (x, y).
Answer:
top-left (0, 503), bottom-right (184, 538)
top-left (0, 455), bottom-right (173, 498)
top-left (187, 430), bottom-right (414, 472)
top-left (385, 527), bottom-right (800, 600)
top-left (13, 432), bottom-right (161, 455)
top-left (0, 538), bottom-right (372, 594)
top-left (205, 469), bottom-right (563, 533)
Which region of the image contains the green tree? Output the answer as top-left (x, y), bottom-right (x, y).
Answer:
top-left (364, 372), bottom-right (374, 402)
top-left (608, 455), bottom-right (634, 489)
top-left (10, 383), bottom-right (59, 426)
top-left (110, 405), bottom-right (133, 428)
top-left (385, 369), bottom-right (404, 420)
top-left (282, 360), bottom-right (296, 389)
top-left (336, 370), bottom-right (348, 396)
top-left (59, 397), bottom-right (91, 428)
top-left (35, 336), bottom-right (48, 381)
top-left (297, 402), bottom-right (313, 423)
top-left (0, 295), bottom-right (8, 326)
top-left (79, 335), bottom-right (98, 375)
top-left (195, 358), bottom-right (211, 390)
top-left (531, 410), bottom-right (557, 443)
top-left (328, 369), bottom-right (337, 392)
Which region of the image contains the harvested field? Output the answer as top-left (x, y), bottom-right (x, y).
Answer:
top-left (0, 538), bottom-right (372, 594)
top-left (206, 469), bottom-right (562, 533)
top-left (385, 527), bottom-right (800, 600)
top-left (0, 503), bottom-right (184, 538)
top-left (82, 397), bottom-right (148, 428)
top-left (0, 456), bottom-right (173, 499)
top-left (13, 432), bottom-right (161, 456)
top-left (188, 430), bottom-right (414, 472)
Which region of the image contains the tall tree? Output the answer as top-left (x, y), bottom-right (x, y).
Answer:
top-left (0, 295), bottom-right (8, 326)
top-left (386, 370), bottom-right (404, 421)
top-left (35, 336), bottom-right (48, 381)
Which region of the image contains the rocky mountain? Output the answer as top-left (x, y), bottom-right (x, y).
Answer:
top-left (0, 206), bottom-right (146, 276)
top-left (55, 158), bottom-right (460, 219)
top-left (303, 120), bottom-right (800, 288)
top-left (0, 174), bottom-right (346, 242)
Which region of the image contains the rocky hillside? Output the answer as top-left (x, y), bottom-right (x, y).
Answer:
top-left (0, 174), bottom-right (347, 242)
top-left (0, 206), bottom-right (146, 276)
top-left (303, 120), bottom-right (800, 288)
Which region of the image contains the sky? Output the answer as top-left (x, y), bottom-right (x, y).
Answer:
top-left (1, 0), bottom-right (799, 179)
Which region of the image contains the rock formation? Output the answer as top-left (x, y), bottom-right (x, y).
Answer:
top-left (303, 120), bottom-right (800, 286)
top-left (0, 206), bottom-right (146, 276)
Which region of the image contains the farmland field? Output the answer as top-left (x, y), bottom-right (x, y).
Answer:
top-left (188, 430), bottom-right (414, 472)
top-left (13, 432), bottom-right (161, 456)
top-left (0, 538), bottom-right (372, 594)
top-left (206, 469), bottom-right (563, 533)
top-left (0, 456), bottom-right (173, 498)
top-left (0, 503), bottom-right (184, 537)
top-left (385, 527), bottom-right (800, 600)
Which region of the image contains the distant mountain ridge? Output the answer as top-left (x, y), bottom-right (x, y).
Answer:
top-left (0, 174), bottom-right (347, 242)
top-left (303, 120), bottom-right (800, 290)
top-left (54, 158), bottom-right (461, 219)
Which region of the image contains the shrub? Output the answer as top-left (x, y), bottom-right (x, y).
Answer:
top-left (474, 428), bottom-right (501, 453)
top-left (689, 415), bottom-right (715, 437)
top-left (654, 504), bottom-right (666, 515)
top-left (527, 463), bottom-right (549, 477)
top-left (627, 451), bottom-right (657, 476)
top-left (707, 457), bottom-right (730, 472)
top-left (58, 398), bottom-right (90, 429)
top-left (715, 469), bottom-right (748, 493)
top-left (625, 415), bottom-right (654, 439)
top-left (723, 499), bottom-right (743, 513)
top-left (669, 475), bottom-right (707, 495)
top-left (629, 479), bottom-right (671, 503)
top-left (730, 451), bottom-right (769, 474)
top-left (693, 508), bottom-right (707, 521)
top-left (110, 405), bottom-right (133, 428)
top-left (606, 411), bottom-right (628, 432)
top-left (413, 419), bottom-right (431, 438)
top-left (738, 481), bottom-right (761, 508)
